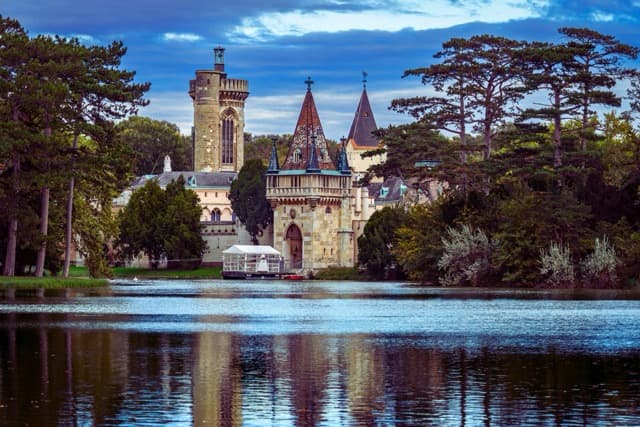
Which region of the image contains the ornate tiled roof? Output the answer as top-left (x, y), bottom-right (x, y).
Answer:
top-left (281, 78), bottom-right (336, 171)
top-left (347, 86), bottom-right (379, 148)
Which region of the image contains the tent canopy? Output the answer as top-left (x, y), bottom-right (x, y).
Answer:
top-left (223, 245), bottom-right (281, 256)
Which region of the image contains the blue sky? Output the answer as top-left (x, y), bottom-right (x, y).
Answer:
top-left (4, 1), bottom-right (640, 140)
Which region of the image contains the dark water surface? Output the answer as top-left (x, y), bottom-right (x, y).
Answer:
top-left (1, 280), bottom-right (639, 426)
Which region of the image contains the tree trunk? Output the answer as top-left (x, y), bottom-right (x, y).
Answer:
top-left (34, 186), bottom-right (50, 277)
top-left (62, 177), bottom-right (75, 277)
top-left (3, 110), bottom-right (21, 276)
top-left (553, 92), bottom-right (563, 168)
top-left (35, 124), bottom-right (52, 278)
top-left (3, 219), bottom-right (17, 276)
top-left (63, 133), bottom-right (79, 278)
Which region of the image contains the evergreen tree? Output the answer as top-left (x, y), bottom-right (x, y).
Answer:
top-left (229, 159), bottom-right (272, 244)
top-left (393, 34), bottom-right (526, 159)
top-left (162, 176), bottom-right (206, 269)
top-left (117, 180), bottom-right (167, 269)
top-left (559, 27), bottom-right (639, 151)
top-left (357, 206), bottom-right (407, 279)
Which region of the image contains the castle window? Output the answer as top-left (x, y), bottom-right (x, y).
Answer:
top-left (222, 116), bottom-right (234, 164)
top-left (325, 206), bottom-right (331, 214)
top-left (212, 209), bottom-right (221, 223)
top-left (293, 148), bottom-right (302, 163)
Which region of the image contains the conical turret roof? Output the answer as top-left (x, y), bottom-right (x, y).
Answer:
top-left (281, 79), bottom-right (336, 171)
top-left (347, 87), bottom-right (379, 148)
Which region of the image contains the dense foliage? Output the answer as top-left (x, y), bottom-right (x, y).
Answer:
top-left (357, 206), bottom-right (407, 279)
top-left (117, 176), bottom-right (205, 269)
top-left (229, 159), bottom-right (273, 244)
top-left (0, 16), bottom-right (149, 277)
top-left (116, 116), bottom-right (192, 175)
top-left (359, 27), bottom-right (640, 288)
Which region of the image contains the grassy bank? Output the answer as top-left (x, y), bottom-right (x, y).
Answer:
top-left (112, 266), bottom-right (222, 279)
top-left (0, 276), bottom-right (108, 289)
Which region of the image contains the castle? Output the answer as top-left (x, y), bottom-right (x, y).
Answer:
top-left (116, 48), bottom-right (409, 270)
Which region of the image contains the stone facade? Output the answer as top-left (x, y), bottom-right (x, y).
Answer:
top-left (189, 47), bottom-right (248, 173)
top-left (266, 82), bottom-right (357, 273)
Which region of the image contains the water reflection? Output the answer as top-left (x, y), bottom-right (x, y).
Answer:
top-left (1, 324), bottom-right (639, 425)
top-left (1, 281), bottom-right (640, 425)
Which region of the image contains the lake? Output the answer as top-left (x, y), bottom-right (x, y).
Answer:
top-left (1, 280), bottom-right (639, 426)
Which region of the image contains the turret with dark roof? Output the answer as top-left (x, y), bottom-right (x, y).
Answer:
top-left (347, 73), bottom-right (379, 149)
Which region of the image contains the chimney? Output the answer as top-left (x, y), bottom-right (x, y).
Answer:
top-left (214, 46), bottom-right (225, 72)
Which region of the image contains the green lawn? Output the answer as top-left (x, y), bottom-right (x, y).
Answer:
top-left (112, 266), bottom-right (222, 279)
top-left (0, 276), bottom-right (108, 289)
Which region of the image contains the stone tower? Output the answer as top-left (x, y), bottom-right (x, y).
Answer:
top-left (266, 78), bottom-right (354, 273)
top-left (189, 47), bottom-right (249, 172)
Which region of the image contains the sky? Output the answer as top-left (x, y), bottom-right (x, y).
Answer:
top-left (4, 1), bottom-right (640, 140)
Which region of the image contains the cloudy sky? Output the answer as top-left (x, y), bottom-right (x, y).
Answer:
top-left (4, 1), bottom-right (640, 140)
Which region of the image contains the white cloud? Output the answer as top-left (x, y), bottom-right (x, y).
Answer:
top-left (230, 0), bottom-right (550, 42)
top-left (591, 11), bottom-right (615, 22)
top-left (163, 32), bottom-right (203, 42)
top-left (141, 91), bottom-right (193, 135)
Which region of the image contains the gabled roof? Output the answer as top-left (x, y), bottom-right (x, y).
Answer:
top-left (281, 81), bottom-right (336, 171)
top-left (347, 87), bottom-right (379, 148)
top-left (131, 171), bottom-right (237, 189)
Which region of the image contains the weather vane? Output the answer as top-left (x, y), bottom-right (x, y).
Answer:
top-left (362, 71), bottom-right (368, 88)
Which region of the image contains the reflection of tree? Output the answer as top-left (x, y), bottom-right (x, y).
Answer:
top-left (385, 347), bottom-right (445, 423)
top-left (2, 326), bottom-right (640, 425)
top-left (288, 335), bottom-right (330, 426)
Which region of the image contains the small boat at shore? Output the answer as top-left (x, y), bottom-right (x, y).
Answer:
top-left (282, 274), bottom-right (305, 281)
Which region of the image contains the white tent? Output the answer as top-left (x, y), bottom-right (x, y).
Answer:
top-left (222, 245), bottom-right (282, 278)
top-left (222, 245), bottom-right (281, 256)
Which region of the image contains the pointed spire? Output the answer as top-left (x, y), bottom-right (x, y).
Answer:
top-left (281, 78), bottom-right (336, 170)
top-left (306, 133), bottom-right (321, 173)
top-left (337, 136), bottom-right (351, 175)
top-left (267, 136), bottom-right (280, 174)
top-left (347, 75), bottom-right (379, 148)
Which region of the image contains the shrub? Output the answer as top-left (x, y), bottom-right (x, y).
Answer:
top-left (580, 236), bottom-right (620, 288)
top-left (437, 225), bottom-right (491, 286)
top-left (539, 242), bottom-right (574, 287)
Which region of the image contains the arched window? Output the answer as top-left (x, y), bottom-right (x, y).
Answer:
top-left (222, 115), bottom-right (234, 164)
top-left (211, 209), bottom-right (221, 223)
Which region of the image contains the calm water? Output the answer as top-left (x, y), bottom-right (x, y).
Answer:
top-left (1, 280), bottom-right (639, 426)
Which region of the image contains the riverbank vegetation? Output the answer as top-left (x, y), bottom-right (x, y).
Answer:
top-left (112, 265), bottom-right (221, 279)
top-left (358, 28), bottom-right (640, 288)
top-left (0, 276), bottom-right (108, 289)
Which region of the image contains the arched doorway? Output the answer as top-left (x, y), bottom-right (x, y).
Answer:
top-left (285, 224), bottom-right (303, 269)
